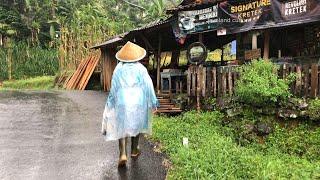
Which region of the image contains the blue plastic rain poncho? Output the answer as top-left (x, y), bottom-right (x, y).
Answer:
top-left (102, 62), bottom-right (159, 141)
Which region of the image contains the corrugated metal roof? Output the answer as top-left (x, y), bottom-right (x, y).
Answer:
top-left (91, 17), bottom-right (174, 49)
top-left (90, 32), bottom-right (128, 49)
top-left (132, 17), bottom-right (174, 32)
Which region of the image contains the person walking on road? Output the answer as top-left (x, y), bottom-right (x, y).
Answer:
top-left (101, 41), bottom-right (159, 167)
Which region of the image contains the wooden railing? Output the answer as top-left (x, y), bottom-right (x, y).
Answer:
top-left (187, 63), bottom-right (320, 98)
top-left (187, 65), bottom-right (240, 98)
top-left (279, 63), bottom-right (320, 97)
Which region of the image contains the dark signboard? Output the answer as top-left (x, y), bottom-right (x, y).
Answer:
top-left (175, 0), bottom-right (320, 37)
top-left (272, 0), bottom-right (320, 26)
top-left (218, 0), bottom-right (273, 34)
top-left (178, 4), bottom-right (220, 34)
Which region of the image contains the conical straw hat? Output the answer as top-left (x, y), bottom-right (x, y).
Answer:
top-left (116, 41), bottom-right (146, 62)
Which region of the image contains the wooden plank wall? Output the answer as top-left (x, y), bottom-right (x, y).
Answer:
top-left (102, 49), bottom-right (118, 92)
top-left (187, 63), bottom-right (320, 98)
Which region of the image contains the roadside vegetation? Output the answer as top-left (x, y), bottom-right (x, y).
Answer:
top-left (0, 76), bottom-right (55, 90)
top-left (152, 112), bottom-right (320, 179)
top-left (151, 60), bottom-right (320, 179)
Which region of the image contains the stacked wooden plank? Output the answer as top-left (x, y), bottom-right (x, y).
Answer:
top-left (55, 71), bottom-right (73, 88)
top-left (64, 52), bottom-right (101, 90)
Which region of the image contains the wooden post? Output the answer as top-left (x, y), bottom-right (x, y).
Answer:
top-left (187, 67), bottom-right (191, 96)
top-left (228, 69), bottom-right (233, 96)
top-left (221, 48), bottom-right (224, 66)
top-left (156, 35), bottom-right (162, 94)
top-left (199, 33), bottom-right (203, 43)
top-left (263, 30), bottom-right (270, 59)
top-left (100, 50), bottom-right (105, 90)
top-left (221, 70), bottom-right (227, 97)
top-left (202, 67), bottom-right (206, 97)
top-left (197, 65), bottom-right (202, 111)
top-left (295, 65), bottom-right (302, 96)
top-left (303, 65), bottom-right (310, 97)
top-left (206, 67), bottom-right (212, 97)
top-left (236, 34), bottom-right (241, 60)
top-left (283, 64), bottom-right (287, 79)
top-left (311, 64), bottom-right (318, 98)
top-left (252, 32), bottom-right (258, 50)
top-left (212, 67), bottom-right (217, 97)
top-left (170, 50), bottom-right (180, 68)
top-left (197, 33), bottom-right (203, 111)
top-left (192, 66), bottom-right (196, 96)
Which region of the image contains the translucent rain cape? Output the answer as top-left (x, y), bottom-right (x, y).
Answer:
top-left (102, 62), bottom-right (159, 141)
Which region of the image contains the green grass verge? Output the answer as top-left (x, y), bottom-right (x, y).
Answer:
top-left (151, 111), bottom-right (320, 179)
top-left (0, 76), bottom-right (55, 90)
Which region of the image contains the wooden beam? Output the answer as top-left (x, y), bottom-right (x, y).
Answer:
top-left (221, 48), bottom-right (225, 65)
top-left (156, 35), bottom-right (162, 94)
top-left (199, 33), bottom-right (203, 43)
top-left (263, 30), bottom-right (270, 59)
top-left (170, 50), bottom-right (180, 68)
top-left (139, 34), bottom-right (154, 52)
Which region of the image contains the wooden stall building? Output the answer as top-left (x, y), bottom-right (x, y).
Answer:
top-left (92, 0), bottom-right (320, 110)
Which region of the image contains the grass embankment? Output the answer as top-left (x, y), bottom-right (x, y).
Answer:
top-left (0, 76), bottom-right (55, 90)
top-left (151, 111), bottom-right (320, 179)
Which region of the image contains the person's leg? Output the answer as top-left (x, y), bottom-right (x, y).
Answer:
top-left (131, 134), bottom-right (141, 157)
top-left (118, 138), bottom-right (128, 166)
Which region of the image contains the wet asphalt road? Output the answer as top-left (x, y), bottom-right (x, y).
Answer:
top-left (0, 91), bottom-right (167, 180)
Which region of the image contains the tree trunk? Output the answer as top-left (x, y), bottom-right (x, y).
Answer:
top-left (0, 34), bottom-right (3, 46)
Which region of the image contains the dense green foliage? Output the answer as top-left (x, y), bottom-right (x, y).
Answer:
top-left (0, 0), bottom-right (181, 79)
top-left (151, 112), bottom-right (320, 179)
top-left (0, 43), bottom-right (58, 80)
top-left (307, 99), bottom-right (320, 121)
top-left (0, 0), bottom-right (180, 46)
top-left (235, 60), bottom-right (294, 106)
top-left (0, 76), bottom-right (55, 90)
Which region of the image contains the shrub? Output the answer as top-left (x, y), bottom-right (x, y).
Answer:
top-left (235, 60), bottom-right (294, 107)
top-left (307, 99), bottom-right (320, 121)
